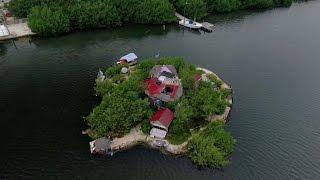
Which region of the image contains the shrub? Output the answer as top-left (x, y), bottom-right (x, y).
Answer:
top-left (8, 0), bottom-right (75, 17)
top-left (169, 99), bottom-right (194, 135)
top-left (114, 0), bottom-right (141, 23)
top-left (137, 59), bottom-right (157, 74)
top-left (68, 0), bottom-right (121, 30)
top-left (87, 92), bottom-right (152, 137)
top-left (174, 0), bottom-right (207, 20)
top-left (94, 80), bottom-right (114, 96)
top-left (105, 65), bottom-right (124, 78)
top-left (281, 0), bottom-right (292, 7)
top-left (28, 6), bottom-right (70, 36)
top-left (141, 118), bottom-right (152, 134)
top-left (157, 57), bottom-right (186, 73)
top-left (207, 0), bottom-right (241, 13)
top-left (188, 121), bottom-right (235, 167)
top-left (134, 0), bottom-right (176, 24)
top-left (188, 81), bottom-right (228, 117)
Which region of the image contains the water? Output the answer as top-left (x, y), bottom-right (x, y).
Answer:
top-left (1, 1), bottom-right (320, 179)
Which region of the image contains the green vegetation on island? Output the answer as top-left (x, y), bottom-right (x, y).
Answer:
top-left (8, 0), bottom-right (294, 36)
top-left (87, 57), bottom-right (235, 167)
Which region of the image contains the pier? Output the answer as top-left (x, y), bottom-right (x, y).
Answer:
top-left (175, 12), bottom-right (214, 32)
top-left (0, 22), bottom-right (36, 41)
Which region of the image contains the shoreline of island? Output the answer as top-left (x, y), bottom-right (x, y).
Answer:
top-left (88, 67), bottom-right (233, 155)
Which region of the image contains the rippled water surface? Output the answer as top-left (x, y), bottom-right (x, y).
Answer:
top-left (1, 1), bottom-right (320, 179)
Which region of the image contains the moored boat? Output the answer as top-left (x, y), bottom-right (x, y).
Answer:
top-left (179, 19), bottom-right (202, 29)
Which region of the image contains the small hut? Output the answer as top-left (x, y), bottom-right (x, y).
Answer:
top-left (150, 65), bottom-right (177, 78)
top-left (150, 108), bottom-right (174, 139)
top-left (117, 53), bottom-right (138, 66)
top-left (89, 137), bottom-right (111, 155)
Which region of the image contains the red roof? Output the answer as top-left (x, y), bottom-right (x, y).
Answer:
top-left (195, 74), bottom-right (202, 81)
top-left (170, 85), bottom-right (180, 97)
top-left (145, 78), bottom-right (165, 95)
top-left (150, 108), bottom-right (174, 129)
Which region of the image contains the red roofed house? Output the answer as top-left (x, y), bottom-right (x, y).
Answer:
top-left (145, 65), bottom-right (183, 102)
top-left (150, 108), bottom-right (174, 139)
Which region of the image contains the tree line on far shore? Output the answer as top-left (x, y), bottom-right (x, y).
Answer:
top-left (8, 0), bottom-right (294, 36)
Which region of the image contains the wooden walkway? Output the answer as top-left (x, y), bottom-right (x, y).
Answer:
top-left (175, 12), bottom-right (214, 32)
top-left (0, 22), bottom-right (36, 41)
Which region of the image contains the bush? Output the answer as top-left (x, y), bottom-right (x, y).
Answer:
top-left (281, 0), bottom-right (293, 7)
top-left (94, 80), bottom-right (114, 96)
top-left (169, 99), bottom-right (194, 135)
top-left (188, 121), bottom-right (235, 167)
top-left (174, 0), bottom-right (207, 20)
top-left (87, 91), bottom-right (152, 137)
top-left (207, 0), bottom-right (241, 13)
top-left (114, 0), bottom-right (141, 23)
top-left (68, 0), bottom-right (121, 30)
top-left (134, 0), bottom-right (176, 24)
top-left (141, 118), bottom-right (152, 134)
top-left (28, 6), bottom-right (70, 36)
top-left (137, 59), bottom-right (157, 74)
top-left (105, 65), bottom-right (124, 78)
top-left (157, 57), bottom-right (186, 73)
top-left (8, 0), bottom-right (75, 18)
top-left (179, 65), bottom-right (198, 93)
top-left (188, 81), bottom-right (228, 117)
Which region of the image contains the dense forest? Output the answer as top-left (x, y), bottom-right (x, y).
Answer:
top-left (8, 0), bottom-right (293, 36)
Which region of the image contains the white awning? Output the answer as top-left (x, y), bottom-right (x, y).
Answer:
top-left (150, 128), bottom-right (167, 139)
top-left (119, 53), bottom-right (138, 62)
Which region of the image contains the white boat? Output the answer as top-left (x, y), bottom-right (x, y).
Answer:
top-left (179, 19), bottom-right (202, 29)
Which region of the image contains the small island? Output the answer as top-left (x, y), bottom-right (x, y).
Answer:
top-left (85, 56), bottom-right (235, 168)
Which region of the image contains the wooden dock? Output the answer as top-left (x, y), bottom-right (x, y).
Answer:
top-left (0, 22), bottom-right (36, 41)
top-left (175, 12), bottom-right (214, 32)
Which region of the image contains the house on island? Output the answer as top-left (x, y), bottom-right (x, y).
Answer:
top-left (117, 53), bottom-right (138, 66)
top-left (145, 65), bottom-right (183, 102)
top-left (150, 108), bottom-right (174, 139)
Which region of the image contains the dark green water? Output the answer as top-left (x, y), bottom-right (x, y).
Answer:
top-left (1, 1), bottom-right (320, 179)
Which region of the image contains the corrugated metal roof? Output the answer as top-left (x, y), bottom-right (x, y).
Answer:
top-left (0, 25), bottom-right (9, 37)
top-left (150, 108), bottom-right (174, 129)
top-left (119, 53), bottom-right (138, 62)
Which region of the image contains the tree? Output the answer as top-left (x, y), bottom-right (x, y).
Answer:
top-left (134, 0), bottom-right (176, 24)
top-left (173, 0), bottom-right (207, 20)
top-left (28, 6), bottom-right (70, 36)
top-left (207, 0), bottom-right (241, 13)
top-left (87, 91), bottom-right (152, 137)
top-left (188, 121), bottom-right (235, 167)
top-left (170, 98), bottom-right (194, 135)
top-left (68, 0), bottom-right (121, 30)
top-left (114, 0), bottom-right (141, 23)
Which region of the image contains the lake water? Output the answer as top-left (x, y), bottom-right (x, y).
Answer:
top-left (1, 1), bottom-right (320, 179)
